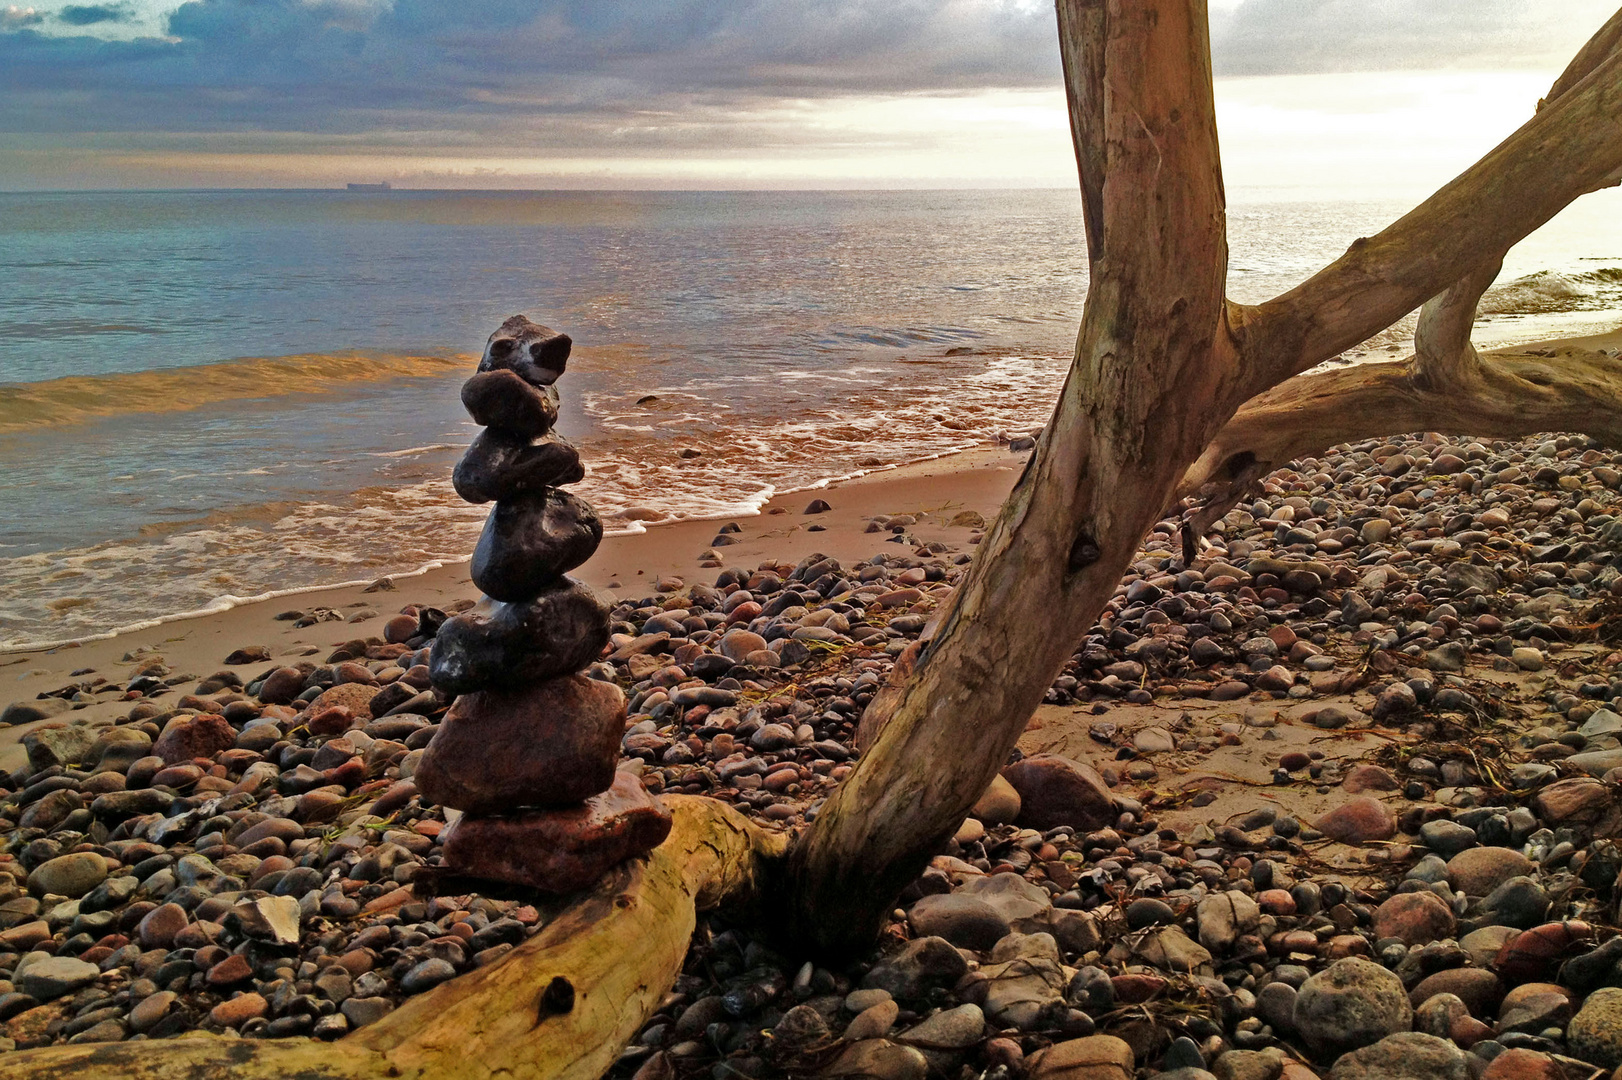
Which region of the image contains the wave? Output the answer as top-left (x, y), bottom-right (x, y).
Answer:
top-left (1478, 267), bottom-right (1622, 317)
top-left (0, 350), bottom-right (472, 435)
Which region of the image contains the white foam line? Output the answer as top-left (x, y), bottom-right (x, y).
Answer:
top-left (0, 430), bottom-right (1014, 657)
top-left (0, 557), bottom-right (467, 656)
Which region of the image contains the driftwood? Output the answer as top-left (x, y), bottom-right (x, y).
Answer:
top-left (1179, 4), bottom-right (1622, 516)
top-left (3, 796), bottom-right (784, 1080)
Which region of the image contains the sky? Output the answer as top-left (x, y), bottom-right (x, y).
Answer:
top-left (0, 0), bottom-right (1616, 194)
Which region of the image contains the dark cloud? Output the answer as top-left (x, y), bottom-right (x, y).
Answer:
top-left (0, 0), bottom-right (1058, 137)
top-left (57, 3), bottom-right (134, 25)
top-left (0, 0), bottom-right (1612, 145)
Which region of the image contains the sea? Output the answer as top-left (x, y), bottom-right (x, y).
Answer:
top-left (2, 188), bottom-right (1620, 652)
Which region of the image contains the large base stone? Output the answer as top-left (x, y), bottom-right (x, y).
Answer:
top-left (440, 772), bottom-right (673, 893)
top-left (453, 431), bottom-right (584, 505)
top-left (415, 675), bottom-right (626, 814)
top-left (428, 577), bottom-right (611, 695)
top-left (471, 488), bottom-right (603, 602)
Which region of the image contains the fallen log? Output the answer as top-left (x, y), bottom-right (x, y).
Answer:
top-left (4, 795), bottom-right (784, 1080)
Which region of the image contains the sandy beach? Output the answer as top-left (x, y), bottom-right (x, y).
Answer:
top-left (0, 446), bottom-right (1026, 774)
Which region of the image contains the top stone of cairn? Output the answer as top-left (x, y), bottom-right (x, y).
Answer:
top-left (479, 314), bottom-right (571, 387)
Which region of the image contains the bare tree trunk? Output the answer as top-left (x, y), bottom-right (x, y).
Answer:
top-left (785, 0), bottom-right (1622, 957)
top-left (782, 0), bottom-right (1240, 957)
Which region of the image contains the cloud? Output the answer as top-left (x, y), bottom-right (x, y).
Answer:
top-left (1, 5), bottom-right (43, 29)
top-left (57, 3), bottom-right (135, 25)
top-left (0, 0), bottom-right (1615, 183)
top-left (1210, 0), bottom-right (1619, 76)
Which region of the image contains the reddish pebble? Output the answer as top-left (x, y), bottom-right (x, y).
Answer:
top-left (1314, 797), bottom-right (1396, 844)
top-left (1374, 891), bottom-right (1457, 946)
top-left (1257, 889), bottom-right (1297, 916)
top-left (207, 953), bottom-right (253, 986)
top-left (209, 992), bottom-right (268, 1027)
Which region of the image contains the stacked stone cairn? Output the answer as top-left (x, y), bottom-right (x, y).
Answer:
top-left (416, 315), bottom-right (672, 892)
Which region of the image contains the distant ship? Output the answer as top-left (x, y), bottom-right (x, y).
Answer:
top-left (346, 181), bottom-right (392, 192)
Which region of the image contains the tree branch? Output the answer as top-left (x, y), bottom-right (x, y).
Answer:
top-left (1177, 338), bottom-right (1622, 504)
top-left (1232, 31), bottom-right (1622, 396)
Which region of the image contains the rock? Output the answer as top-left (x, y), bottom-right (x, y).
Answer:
top-left (1134, 926), bottom-right (1212, 973)
top-left (1212, 1049), bottom-right (1283, 1080)
top-left (209, 992), bottom-right (268, 1027)
top-left (85, 727), bottom-right (153, 774)
top-left (440, 772), bottom-right (672, 892)
top-left (1418, 819), bottom-right (1476, 856)
top-left (478, 315), bottom-right (571, 387)
top-left (1314, 798), bottom-right (1396, 844)
top-left (1477, 877), bottom-right (1549, 930)
top-left (22, 721), bottom-right (98, 772)
top-left (863, 937), bottom-right (970, 1001)
top-left (401, 958), bottom-right (457, 994)
top-left (1447, 848), bottom-right (1534, 896)
top-left (1480, 1049), bottom-right (1566, 1080)
top-left (1293, 957), bottom-right (1412, 1057)
top-left (151, 713), bottom-right (236, 765)
top-left (1426, 642), bottom-right (1469, 673)
top-left (1327, 1032), bottom-right (1468, 1080)
top-left (342, 997), bottom-right (394, 1028)
top-left (820, 1039), bottom-right (928, 1080)
top-left (1343, 764), bottom-right (1399, 794)
top-left (428, 578), bottom-right (611, 695)
top-left (26, 853), bottom-right (107, 899)
top-left (973, 774), bottom-right (1022, 825)
top-left (907, 894), bottom-right (1010, 952)
top-left (129, 990), bottom-right (177, 1033)
top-left (718, 629), bottom-right (769, 662)
top-left (1407, 968), bottom-right (1501, 1016)
top-left (1567, 986), bottom-right (1622, 1069)
top-left (1531, 777), bottom-right (1614, 822)
top-left (415, 675), bottom-right (626, 813)
top-left (846, 999), bottom-right (899, 1041)
top-left (1372, 891), bottom-right (1456, 946)
top-left (16, 956), bottom-right (100, 1001)
top-left (900, 1002), bottom-right (984, 1049)
top-left (1001, 754), bottom-right (1115, 831)
top-left (137, 902), bottom-right (190, 948)
top-left (1027, 1035), bottom-right (1135, 1080)
top-left (453, 430), bottom-right (585, 505)
top-left (959, 872), bottom-right (1053, 927)
top-left (227, 895), bottom-right (302, 946)
top-left (1, 697), bottom-right (71, 728)
top-left (1197, 891), bottom-right (1261, 953)
top-left (258, 667), bottom-right (308, 705)
top-left (470, 489), bottom-right (604, 602)
top-left (460, 368), bottom-right (560, 438)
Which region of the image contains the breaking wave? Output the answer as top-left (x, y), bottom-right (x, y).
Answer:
top-left (0, 350), bottom-right (471, 434)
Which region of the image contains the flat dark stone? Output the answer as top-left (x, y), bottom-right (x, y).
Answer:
top-left (471, 488), bottom-right (603, 602)
top-left (460, 370), bottom-right (559, 439)
top-left (478, 314), bottom-right (571, 387)
top-left (453, 431), bottom-right (584, 505)
top-left (428, 577), bottom-right (611, 695)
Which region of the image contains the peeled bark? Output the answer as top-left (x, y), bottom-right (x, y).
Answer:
top-left (2, 796), bottom-right (784, 1080)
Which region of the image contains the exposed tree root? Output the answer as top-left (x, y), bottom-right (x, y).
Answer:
top-left (4, 795), bottom-right (785, 1080)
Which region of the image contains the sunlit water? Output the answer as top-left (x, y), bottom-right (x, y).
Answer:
top-left (2, 188), bottom-right (1619, 648)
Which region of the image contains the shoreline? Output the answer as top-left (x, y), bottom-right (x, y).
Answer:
top-left (0, 445), bottom-right (1026, 772)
